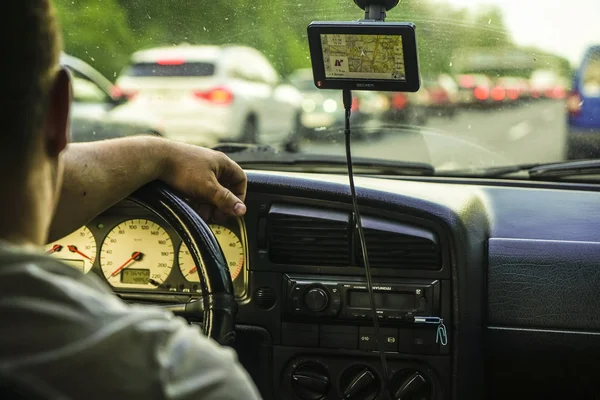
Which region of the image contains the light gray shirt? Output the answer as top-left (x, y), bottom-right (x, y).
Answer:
top-left (0, 242), bottom-right (262, 399)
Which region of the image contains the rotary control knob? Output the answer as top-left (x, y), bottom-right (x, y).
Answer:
top-left (290, 362), bottom-right (330, 400)
top-left (339, 365), bottom-right (380, 400)
top-left (303, 287), bottom-right (330, 312)
top-left (390, 370), bottom-right (432, 400)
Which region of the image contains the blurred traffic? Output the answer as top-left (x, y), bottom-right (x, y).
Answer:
top-left (61, 36), bottom-right (600, 168)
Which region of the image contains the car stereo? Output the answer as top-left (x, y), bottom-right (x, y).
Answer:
top-left (307, 21), bottom-right (420, 92)
top-left (284, 275), bottom-right (440, 322)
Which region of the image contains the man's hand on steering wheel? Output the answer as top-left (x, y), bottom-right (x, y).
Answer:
top-left (159, 142), bottom-right (248, 222)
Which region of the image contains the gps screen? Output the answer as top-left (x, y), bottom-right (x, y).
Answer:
top-left (320, 33), bottom-right (406, 81)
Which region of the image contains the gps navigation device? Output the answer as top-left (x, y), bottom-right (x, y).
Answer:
top-left (307, 21), bottom-right (420, 92)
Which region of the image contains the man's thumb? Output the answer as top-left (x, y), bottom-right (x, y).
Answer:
top-left (212, 184), bottom-right (246, 216)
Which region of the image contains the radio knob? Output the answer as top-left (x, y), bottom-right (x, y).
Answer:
top-left (304, 287), bottom-right (330, 312)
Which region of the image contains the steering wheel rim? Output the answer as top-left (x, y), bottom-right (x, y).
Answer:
top-left (128, 181), bottom-right (237, 345)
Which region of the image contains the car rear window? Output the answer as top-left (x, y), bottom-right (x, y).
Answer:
top-left (122, 62), bottom-right (215, 77)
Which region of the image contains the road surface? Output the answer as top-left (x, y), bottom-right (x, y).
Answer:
top-left (300, 99), bottom-right (567, 170)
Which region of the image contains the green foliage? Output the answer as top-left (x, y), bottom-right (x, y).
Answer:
top-left (52, 0), bottom-right (567, 81)
top-left (54, 0), bottom-right (136, 79)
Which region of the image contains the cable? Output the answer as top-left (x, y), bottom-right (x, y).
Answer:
top-left (343, 89), bottom-right (392, 400)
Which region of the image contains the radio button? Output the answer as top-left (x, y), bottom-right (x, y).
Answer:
top-left (330, 297), bottom-right (341, 310)
top-left (304, 287), bottom-right (330, 312)
top-left (418, 297), bottom-right (427, 311)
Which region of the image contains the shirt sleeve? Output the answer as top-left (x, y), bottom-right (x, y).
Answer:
top-left (147, 312), bottom-right (263, 400)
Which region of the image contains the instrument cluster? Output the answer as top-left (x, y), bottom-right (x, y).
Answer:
top-left (44, 200), bottom-right (248, 298)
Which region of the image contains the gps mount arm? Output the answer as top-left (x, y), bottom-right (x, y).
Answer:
top-left (353, 0), bottom-right (399, 21)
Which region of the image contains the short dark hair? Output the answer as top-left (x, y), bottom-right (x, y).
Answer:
top-left (0, 1), bottom-right (62, 168)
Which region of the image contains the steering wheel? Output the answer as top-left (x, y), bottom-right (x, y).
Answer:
top-left (128, 181), bottom-right (237, 345)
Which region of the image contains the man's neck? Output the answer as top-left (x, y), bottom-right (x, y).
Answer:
top-left (0, 174), bottom-right (52, 248)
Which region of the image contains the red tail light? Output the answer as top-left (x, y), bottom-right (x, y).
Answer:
top-left (157, 58), bottom-right (185, 66)
top-left (566, 90), bottom-right (582, 116)
top-left (351, 97), bottom-right (359, 112)
top-left (193, 87), bottom-right (234, 105)
top-left (507, 88), bottom-right (519, 101)
top-left (550, 87), bottom-right (566, 99)
top-left (474, 86), bottom-right (489, 101)
top-left (392, 93), bottom-right (408, 110)
top-left (111, 86), bottom-right (137, 100)
top-left (491, 86), bottom-right (506, 101)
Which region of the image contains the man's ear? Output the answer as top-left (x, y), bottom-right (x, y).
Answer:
top-left (44, 67), bottom-right (71, 157)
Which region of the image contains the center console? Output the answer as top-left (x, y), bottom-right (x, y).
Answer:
top-left (241, 196), bottom-right (453, 400)
top-left (275, 275), bottom-right (450, 400)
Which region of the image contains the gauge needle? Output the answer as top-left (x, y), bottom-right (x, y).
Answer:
top-left (46, 244), bottom-right (62, 254)
top-left (110, 251), bottom-right (142, 277)
top-left (187, 267), bottom-right (197, 276)
top-left (67, 245), bottom-right (92, 261)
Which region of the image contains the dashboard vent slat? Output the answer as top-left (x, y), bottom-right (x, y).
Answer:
top-left (356, 217), bottom-right (442, 270)
top-left (267, 204), bottom-right (350, 266)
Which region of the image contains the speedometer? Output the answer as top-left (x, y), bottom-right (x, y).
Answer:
top-left (45, 226), bottom-right (96, 274)
top-left (100, 219), bottom-right (174, 289)
top-left (179, 225), bottom-right (244, 282)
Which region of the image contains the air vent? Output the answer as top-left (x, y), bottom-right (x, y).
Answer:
top-left (357, 217), bottom-right (441, 270)
top-left (267, 204), bottom-right (350, 266)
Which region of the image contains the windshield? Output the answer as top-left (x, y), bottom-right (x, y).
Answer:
top-left (122, 62), bottom-right (216, 78)
top-left (55, 0), bottom-right (600, 177)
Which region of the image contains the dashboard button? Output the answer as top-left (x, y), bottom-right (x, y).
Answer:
top-left (410, 327), bottom-right (438, 355)
top-left (359, 327), bottom-right (398, 352)
top-left (282, 323), bottom-right (318, 347)
top-left (398, 328), bottom-right (412, 353)
top-left (320, 325), bottom-right (358, 349)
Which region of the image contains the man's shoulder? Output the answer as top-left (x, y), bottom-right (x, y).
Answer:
top-left (0, 245), bottom-right (174, 356)
top-left (0, 245), bottom-right (262, 399)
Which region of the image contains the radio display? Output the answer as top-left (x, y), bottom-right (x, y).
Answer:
top-left (348, 290), bottom-right (414, 310)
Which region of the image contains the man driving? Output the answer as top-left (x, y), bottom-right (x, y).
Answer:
top-left (0, 1), bottom-right (261, 399)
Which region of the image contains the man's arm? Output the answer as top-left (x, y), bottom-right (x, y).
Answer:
top-left (48, 136), bottom-right (247, 243)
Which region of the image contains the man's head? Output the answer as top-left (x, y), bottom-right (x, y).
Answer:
top-left (0, 0), bottom-right (70, 245)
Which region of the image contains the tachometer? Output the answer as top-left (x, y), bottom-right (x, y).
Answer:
top-left (179, 225), bottom-right (244, 282)
top-left (45, 226), bottom-right (96, 273)
top-left (100, 219), bottom-right (174, 289)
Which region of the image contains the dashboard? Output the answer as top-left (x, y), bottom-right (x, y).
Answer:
top-left (44, 170), bottom-right (600, 400)
top-left (45, 200), bottom-right (249, 298)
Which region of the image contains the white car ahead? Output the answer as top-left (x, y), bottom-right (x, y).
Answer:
top-left (116, 44), bottom-right (303, 147)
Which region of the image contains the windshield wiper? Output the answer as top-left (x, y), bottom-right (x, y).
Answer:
top-left (528, 159), bottom-right (600, 179)
top-left (438, 163), bottom-right (542, 178)
top-left (439, 159), bottom-right (600, 180)
top-left (211, 143), bottom-right (435, 176)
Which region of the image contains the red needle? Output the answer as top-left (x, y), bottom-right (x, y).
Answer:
top-left (46, 244), bottom-right (62, 254)
top-left (67, 245), bottom-right (92, 261)
top-left (187, 267), bottom-right (197, 276)
top-left (110, 251), bottom-right (141, 277)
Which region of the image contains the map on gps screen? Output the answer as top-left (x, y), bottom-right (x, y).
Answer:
top-left (321, 34), bottom-right (406, 81)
